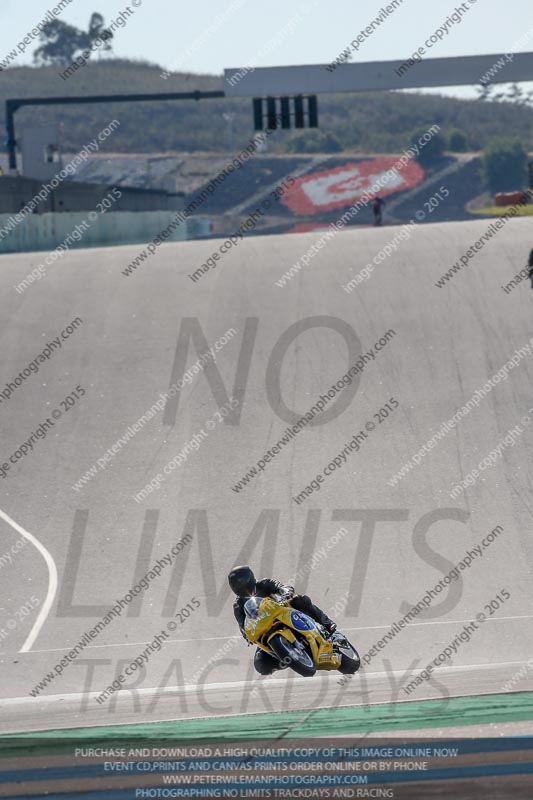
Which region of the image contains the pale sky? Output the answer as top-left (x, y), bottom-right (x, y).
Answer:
top-left (2, 0), bottom-right (533, 99)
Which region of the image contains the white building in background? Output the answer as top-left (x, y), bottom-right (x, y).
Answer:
top-left (20, 126), bottom-right (63, 181)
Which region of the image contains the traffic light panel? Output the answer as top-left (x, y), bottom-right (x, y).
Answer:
top-left (253, 98), bottom-right (263, 131)
top-left (251, 95), bottom-right (318, 130)
top-left (308, 95), bottom-right (318, 128)
top-left (266, 97), bottom-right (277, 130)
top-left (281, 97), bottom-right (291, 129)
top-left (294, 96), bottom-right (304, 128)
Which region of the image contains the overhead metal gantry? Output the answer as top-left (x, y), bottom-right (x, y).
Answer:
top-left (4, 90), bottom-right (225, 172)
top-left (5, 52), bottom-right (533, 172)
top-left (224, 51), bottom-right (533, 96)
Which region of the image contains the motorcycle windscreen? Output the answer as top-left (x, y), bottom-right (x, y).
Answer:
top-left (244, 597), bottom-right (261, 619)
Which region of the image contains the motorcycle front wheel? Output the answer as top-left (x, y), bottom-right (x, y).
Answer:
top-left (334, 636), bottom-right (361, 674)
top-left (269, 634), bottom-right (316, 677)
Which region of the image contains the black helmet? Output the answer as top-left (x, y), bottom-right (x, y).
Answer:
top-left (228, 565), bottom-right (256, 597)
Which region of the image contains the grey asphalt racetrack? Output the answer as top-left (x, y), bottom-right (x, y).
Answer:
top-left (0, 217), bottom-right (532, 733)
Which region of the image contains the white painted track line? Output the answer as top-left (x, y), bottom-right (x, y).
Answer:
top-left (0, 508), bottom-right (57, 653)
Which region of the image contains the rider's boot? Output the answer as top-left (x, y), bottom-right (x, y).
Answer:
top-left (320, 616), bottom-right (337, 637)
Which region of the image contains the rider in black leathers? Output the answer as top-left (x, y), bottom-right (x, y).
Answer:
top-left (372, 196), bottom-right (385, 226)
top-left (228, 565), bottom-right (337, 675)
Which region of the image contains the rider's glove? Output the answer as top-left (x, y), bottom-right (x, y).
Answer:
top-left (281, 585), bottom-right (295, 601)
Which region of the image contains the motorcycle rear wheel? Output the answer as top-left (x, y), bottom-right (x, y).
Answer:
top-left (269, 634), bottom-right (316, 677)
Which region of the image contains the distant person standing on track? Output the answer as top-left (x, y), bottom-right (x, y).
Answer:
top-left (372, 196), bottom-right (385, 226)
top-left (528, 248), bottom-right (533, 289)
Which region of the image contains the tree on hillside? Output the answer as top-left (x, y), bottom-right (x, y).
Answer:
top-left (89, 13), bottom-right (114, 51)
top-left (483, 139), bottom-right (527, 192)
top-left (448, 129), bottom-right (469, 152)
top-left (33, 13), bottom-right (113, 66)
top-left (409, 127), bottom-right (446, 164)
top-left (503, 82), bottom-right (533, 107)
top-left (476, 81), bottom-right (533, 107)
top-left (282, 130), bottom-right (342, 153)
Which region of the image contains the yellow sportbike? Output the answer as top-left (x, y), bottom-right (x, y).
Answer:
top-left (243, 596), bottom-right (360, 677)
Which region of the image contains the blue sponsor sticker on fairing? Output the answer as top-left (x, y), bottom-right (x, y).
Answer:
top-left (290, 610), bottom-right (314, 631)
